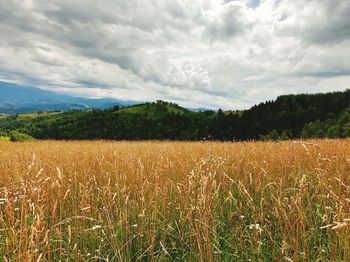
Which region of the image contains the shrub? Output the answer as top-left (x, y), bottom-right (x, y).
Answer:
top-left (9, 131), bottom-right (35, 142)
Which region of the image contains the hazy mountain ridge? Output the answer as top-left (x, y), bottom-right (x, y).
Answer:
top-left (0, 82), bottom-right (139, 113)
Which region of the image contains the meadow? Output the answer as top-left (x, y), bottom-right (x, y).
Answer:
top-left (0, 140), bottom-right (350, 261)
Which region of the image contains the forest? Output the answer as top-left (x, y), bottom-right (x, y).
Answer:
top-left (1, 90), bottom-right (350, 141)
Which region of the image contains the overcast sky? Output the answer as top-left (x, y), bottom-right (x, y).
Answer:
top-left (0, 0), bottom-right (349, 109)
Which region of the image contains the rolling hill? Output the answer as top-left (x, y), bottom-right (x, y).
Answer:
top-left (116, 101), bottom-right (189, 115)
top-left (1, 90), bottom-right (350, 141)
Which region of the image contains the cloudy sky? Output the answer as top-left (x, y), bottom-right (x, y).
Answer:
top-left (0, 0), bottom-right (349, 109)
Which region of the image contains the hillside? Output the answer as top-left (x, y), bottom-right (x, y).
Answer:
top-left (0, 90), bottom-right (350, 140)
top-left (116, 101), bottom-right (189, 115)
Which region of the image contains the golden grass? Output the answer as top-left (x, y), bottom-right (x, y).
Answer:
top-left (0, 140), bottom-right (350, 261)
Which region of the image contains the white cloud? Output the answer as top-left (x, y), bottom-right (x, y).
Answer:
top-left (0, 0), bottom-right (349, 109)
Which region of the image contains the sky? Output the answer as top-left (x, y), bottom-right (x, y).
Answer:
top-left (0, 0), bottom-right (350, 109)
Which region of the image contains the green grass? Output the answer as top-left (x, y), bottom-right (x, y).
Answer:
top-left (0, 111), bottom-right (62, 119)
top-left (18, 111), bottom-right (62, 118)
top-left (0, 136), bottom-right (10, 141)
top-left (117, 103), bottom-right (188, 115)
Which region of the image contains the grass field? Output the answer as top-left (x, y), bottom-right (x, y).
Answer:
top-left (0, 112), bottom-right (62, 120)
top-left (0, 136), bottom-right (10, 141)
top-left (1, 140), bottom-right (350, 261)
top-left (116, 104), bottom-right (186, 115)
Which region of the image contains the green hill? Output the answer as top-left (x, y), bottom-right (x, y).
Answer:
top-left (0, 91), bottom-right (350, 141)
top-left (116, 101), bottom-right (189, 115)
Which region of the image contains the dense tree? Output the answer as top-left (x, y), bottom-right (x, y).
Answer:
top-left (0, 91), bottom-right (350, 141)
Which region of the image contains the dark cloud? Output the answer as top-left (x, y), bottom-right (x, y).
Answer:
top-left (296, 70), bottom-right (350, 79)
top-left (303, 1), bottom-right (350, 44)
top-left (203, 4), bottom-right (248, 41)
top-left (276, 0), bottom-right (350, 45)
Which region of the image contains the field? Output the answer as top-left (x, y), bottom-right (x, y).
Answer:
top-left (0, 136), bottom-right (10, 142)
top-left (0, 140), bottom-right (350, 261)
top-left (0, 112), bottom-right (62, 119)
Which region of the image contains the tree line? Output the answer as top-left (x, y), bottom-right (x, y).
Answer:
top-left (0, 91), bottom-right (350, 141)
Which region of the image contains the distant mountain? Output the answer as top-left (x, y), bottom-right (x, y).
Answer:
top-left (0, 82), bottom-right (139, 113)
top-left (188, 107), bottom-right (211, 112)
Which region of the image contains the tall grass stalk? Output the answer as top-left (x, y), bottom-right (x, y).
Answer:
top-left (0, 140), bottom-right (349, 261)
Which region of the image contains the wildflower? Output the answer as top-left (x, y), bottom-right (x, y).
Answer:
top-left (249, 223), bottom-right (260, 229)
top-left (131, 224), bottom-right (138, 228)
top-left (248, 223), bottom-right (262, 232)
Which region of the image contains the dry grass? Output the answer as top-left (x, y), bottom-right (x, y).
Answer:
top-left (0, 139), bottom-right (350, 261)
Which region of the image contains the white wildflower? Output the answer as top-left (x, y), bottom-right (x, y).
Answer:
top-left (248, 223), bottom-right (262, 232)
